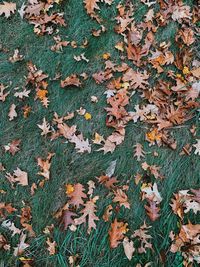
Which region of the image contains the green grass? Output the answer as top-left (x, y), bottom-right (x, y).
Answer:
top-left (0, 0), bottom-right (200, 266)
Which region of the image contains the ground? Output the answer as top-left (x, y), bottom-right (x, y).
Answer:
top-left (0, 0), bottom-right (200, 267)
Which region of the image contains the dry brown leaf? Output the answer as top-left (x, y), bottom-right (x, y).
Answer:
top-left (97, 175), bottom-right (118, 189)
top-left (144, 200), bottom-right (160, 221)
top-left (37, 153), bottom-right (55, 180)
top-left (61, 210), bottom-right (77, 230)
top-left (68, 183), bottom-right (87, 208)
top-left (134, 143), bottom-right (145, 161)
top-left (109, 219), bottom-right (128, 248)
top-left (123, 237), bottom-right (135, 261)
top-left (8, 104), bottom-right (17, 121)
top-left (6, 168), bottom-right (28, 186)
top-left (46, 238), bottom-right (56, 255)
top-left (102, 205), bottom-right (113, 222)
top-left (84, 0), bottom-right (100, 15)
top-left (0, 84), bottom-right (9, 102)
top-left (113, 189), bottom-right (130, 209)
top-left (74, 196), bottom-right (99, 234)
top-left (4, 139), bottom-right (21, 156)
top-left (61, 74), bottom-right (81, 88)
top-left (13, 233), bottom-right (29, 256)
top-left (132, 222), bottom-right (152, 253)
top-left (37, 118), bottom-right (51, 136)
top-left (0, 2), bottom-right (16, 18)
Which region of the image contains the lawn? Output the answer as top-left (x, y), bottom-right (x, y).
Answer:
top-left (0, 0), bottom-right (200, 266)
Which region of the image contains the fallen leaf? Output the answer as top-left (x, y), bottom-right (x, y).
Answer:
top-left (0, 2), bottom-right (16, 18)
top-left (123, 237), bottom-right (135, 260)
top-left (74, 197), bottom-right (99, 234)
top-left (8, 104), bottom-right (17, 121)
top-left (109, 219), bottom-right (128, 248)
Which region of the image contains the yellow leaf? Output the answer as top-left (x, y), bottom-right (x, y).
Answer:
top-left (36, 89), bottom-right (48, 100)
top-left (182, 66), bottom-right (190, 75)
top-left (84, 112), bottom-right (92, 120)
top-left (66, 184), bottom-right (74, 195)
top-left (102, 53), bottom-right (110, 60)
top-left (121, 82), bottom-right (129, 90)
top-left (115, 42), bottom-right (124, 52)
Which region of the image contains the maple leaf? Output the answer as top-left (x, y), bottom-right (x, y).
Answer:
top-left (37, 118), bottom-right (51, 136)
top-left (109, 219), bottom-right (128, 248)
top-left (74, 196), bottom-right (99, 234)
top-left (8, 104), bottom-right (17, 121)
top-left (134, 143), bottom-right (145, 161)
top-left (4, 139), bottom-right (21, 156)
top-left (113, 189), bottom-right (130, 209)
top-left (61, 74), bottom-right (81, 88)
top-left (46, 238), bottom-right (56, 255)
top-left (0, 2), bottom-right (16, 18)
top-left (144, 200), bottom-right (160, 221)
top-left (37, 153), bottom-right (54, 180)
top-left (62, 210), bottom-right (78, 230)
top-left (68, 183), bottom-right (87, 208)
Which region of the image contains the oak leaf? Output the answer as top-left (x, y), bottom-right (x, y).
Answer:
top-left (62, 210), bottom-right (78, 230)
top-left (74, 196), bottom-right (99, 234)
top-left (84, 0), bottom-right (100, 15)
top-left (68, 183), bottom-right (87, 208)
top-left (134, 143), bottom-right (145, 161)
top-left (8, 104), bottom-right (17, 121)
top-left (4, 139), bottom-right (21, 156)
top-left (46, 238), bottom-right (56, 255)
top-left (113, 189), bottom-right (130, 209)
top-left (61, 74), bottom-right (81, 88)
top-left (109, 219), bottom-right (128, 248)
top-left (37, 153), bottom-right (54, 180)
top-left (144, 200), bottom-right (160, 221)
top-left (0, 2), bottom-right (16, 18)
top-left (37, 118), bottom-right (51, 136)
